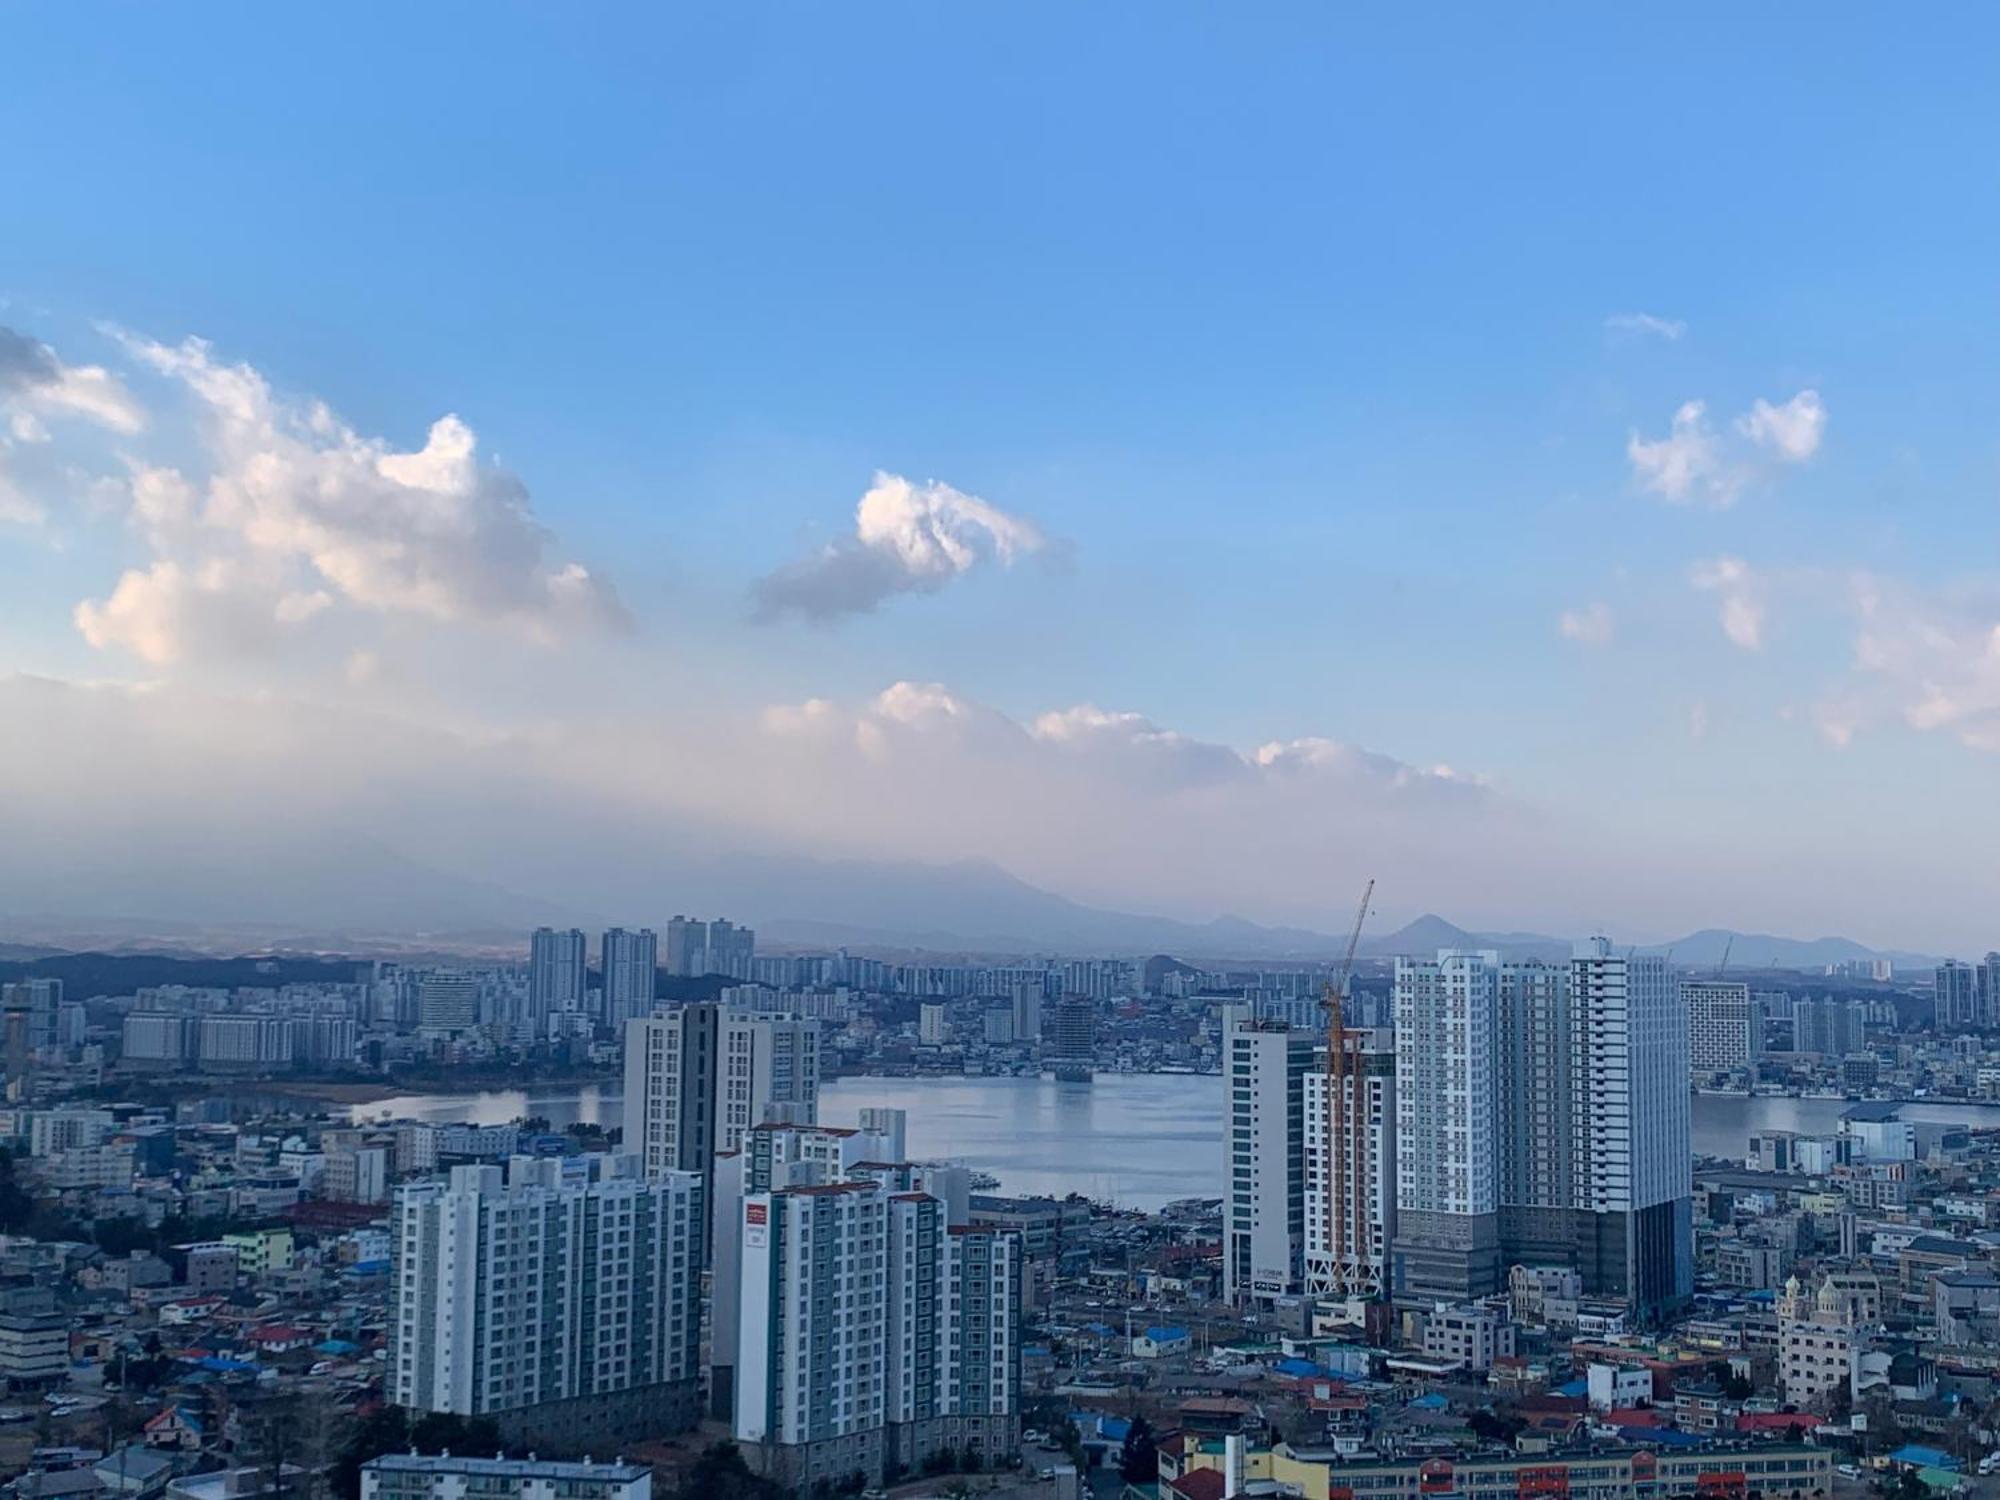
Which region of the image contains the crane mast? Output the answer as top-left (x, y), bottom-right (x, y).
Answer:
top-left (1322, 878), bottom-right (1374, 1298)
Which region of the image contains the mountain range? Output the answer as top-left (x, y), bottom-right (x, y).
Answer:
top-left (0, 838), bottom-right (1945, 969)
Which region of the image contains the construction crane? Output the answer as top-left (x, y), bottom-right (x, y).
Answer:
top-left (1715, 935), bottom-right (1734, 980)
top-left (1321, 878), bottom-right (1375, 1298)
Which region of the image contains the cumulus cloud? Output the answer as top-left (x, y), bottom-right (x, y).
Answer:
top-left (1558, 601), bottom-right (1614, 646)
top-left (1604, 312), bottom-right (1686, 342)
top-left (1690, 556), bottom-right (1765, 650)
top-left (1627, 390), bottom-right (1824, 506)
top-left (752, 472), bottom-right (1050, 621)
top-left (68, 334), bottom-right (623, 663)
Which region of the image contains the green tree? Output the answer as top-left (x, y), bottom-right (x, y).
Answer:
top-left (673, 1443), bottom-right (784, 1500)
top-left (1119, 1416), bottom-right (1159, 1483)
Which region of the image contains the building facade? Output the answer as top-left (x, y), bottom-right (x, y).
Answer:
top-left (734, 1178), bottom-right (1019, 1492)
top-left (1224, 1016), bottom-right (1319, 1304)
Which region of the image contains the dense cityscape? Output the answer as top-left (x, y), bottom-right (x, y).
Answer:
top-left (0, 917), bottom-right (1998, 1500)
top-left (8, 10), bottom-right (2000, 1500)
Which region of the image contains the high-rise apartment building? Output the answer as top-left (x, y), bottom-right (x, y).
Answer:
top-left (1047, 997), bottom-right (1094, 1081)
top-left (529, 928), bottom-right (587, 1025)
top-left (1982, 952), bottom-right (2000, 1029)
top-left (1390, 951), bottom-right (1502, 1302)
top-left (663, 916), bottom-right (757, 979)
top-left (1386, 943), bottom-right (1692, 1321)
top-left (389, 1154), bottom-right (703, 1450)
top-left (600, 928), bottom-right (657, 1029)
top-left (417, 974), bottom-right (479, 1037)
top-left (734, 1178), bottom-right (1019, 1492)
top-left (1686, 980), bottom-right (1761, 1076)
top-left (1010, 982), bottom-right (1042, 1042)
top-left (1568, 939), bottom-right (1692, 1321)
top-left (624, 1004), bottom-right (721, 1179)
top-left (1795, 997), bottom-right (1866, 1057)
top-left (709, 1112), bottom-right (910, 1420)
top-left (1935, 959), bottom-right (1978, 1030)
top-left (919, 1002), bottom-right (948, 1046)
top-left (622, 1006), bottom-right (819, 1247)
top-left (1223, 1015), bottom-right (1319, 1304)
top-left (1302, 1028), bottom-right (1395, 1297)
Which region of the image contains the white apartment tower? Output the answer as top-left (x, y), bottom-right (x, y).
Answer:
top-left (709, 1112), bottom-right (910, 1421)
top-left (734, 1178), bottom-right (1018, 1492)
top-left (389, 1153), bottom-right (703, 1449)
top-left (1390, 951), bottom-right (1502, 1301)
top-left (1222, 1015), bottom-right (1319, 1304)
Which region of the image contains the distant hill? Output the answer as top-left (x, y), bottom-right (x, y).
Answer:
top-left (1359, 913), bottom-right (1572, 962)
top-left (1638, 928), bottom-right (1940, 973)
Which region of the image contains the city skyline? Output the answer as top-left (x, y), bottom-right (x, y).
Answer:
top-left (8, 9), bottom-right (2000, 951)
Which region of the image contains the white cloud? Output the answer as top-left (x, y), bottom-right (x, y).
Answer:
top-left (1604, 312), bottom-right (1686, 342)
top-left (752, 472), bottom-right (1051, 621)
top-left (1628, 400), bottom-right (1736, 505)
top-left (0, 325), bottom-right (145, 436)
top-left (1627, 390), bottom-right (1825, 507)
top-left (70, 334), bottom-right (623, 664)
top-left (1690, 556), bottom-right (1765, 650)
top-left (1558, 601), bottom-right (1614, 646)
top-left (1737, 389), bottom-right (1825, 463)
top-left (1836, 576), bottom-right (2000, 751)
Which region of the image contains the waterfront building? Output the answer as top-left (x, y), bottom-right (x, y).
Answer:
top-left (1223, 1014), bottom-right (1320, 1304)
top-left (1686, 979), bottom-right (1760, 1076)
top-left (529, 928), bottom-right (587, 1026)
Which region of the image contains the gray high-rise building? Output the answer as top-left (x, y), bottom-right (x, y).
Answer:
top-left (662, 915), bottom-right (756, 979)
top-left (1046, 997), bottom-right (1094, 1082)
top-left (600, 928), bottom-right (657, 1029)
top-left (1795, 997), bottom-right (1866, 1056)
top-left (1936, 960), bottom-right (1978, 1030)
top-left (623, 1005), bottom-right (819, 1255)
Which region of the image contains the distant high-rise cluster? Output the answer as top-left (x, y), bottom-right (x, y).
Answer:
top-left (1934, 955), bottom-right (2000, 1030)
top-left (665, 915), bottom-right (757, 979)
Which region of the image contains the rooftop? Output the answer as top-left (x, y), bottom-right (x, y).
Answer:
top-left (363, 1456), bottom-right (649, 1482)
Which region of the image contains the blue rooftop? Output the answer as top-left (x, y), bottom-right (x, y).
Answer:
top-left (1144, 1325), bottom-right (1189, 1342)
top-left (1890, 1447), bottom-right (1960, 1471)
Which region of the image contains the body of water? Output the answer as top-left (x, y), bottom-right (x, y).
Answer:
top-left (353, 1076), bottom-right (2000, 1212)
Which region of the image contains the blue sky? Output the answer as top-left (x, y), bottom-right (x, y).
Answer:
top-left (3, 7), bottom-right (1999, 949)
